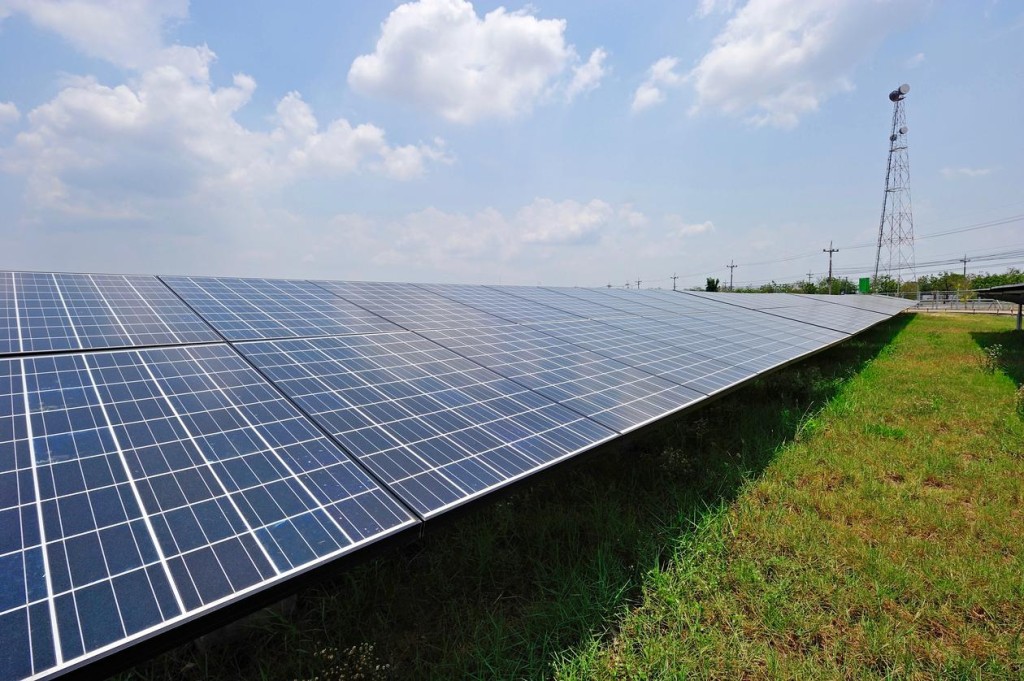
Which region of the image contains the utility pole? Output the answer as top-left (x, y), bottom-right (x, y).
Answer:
top-left (636, 278), bottom-right (642, 290)
top-left (726, 260), bottom-right (738, 291)
top-left (959, 254), bottom-right (970, 279)
top-left (806, 271), bottom-right (814, 285)
top-left (823, 241), bottom-right (839, 294)
top-left (671, 274), bottom-right (678, 291)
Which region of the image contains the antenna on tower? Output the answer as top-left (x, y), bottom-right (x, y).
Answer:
top-left (873, 83), bottom-right (915, 295)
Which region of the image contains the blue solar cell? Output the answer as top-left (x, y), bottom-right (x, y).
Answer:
top-left (315, 281), bottom-right (514, 331)
top-left (0, 273), bottom-right (913, 681)
top-left (537, 286), bottom-right (679, 317)
top-left (421, 283), bottom-right (584, 323)
top-left (522, 318), bottom-right (751, 397)
top-left (0, 272), bottom-right (219, 355)
top-left (1, 273), bottom-right (18, 355)
top-left (1, 344), bottom-right (415, 679)
top-left (161, 276), bottom-right (402, 341)
top-left (799, 293), bottom-right (916, 314)
top-left (682, 291), bottom-right (894, 334)
top-left (239, 333), bottom-right (618, 517)
top-left (491, 285), bottom-right (637, 319)
top-left (418, 324), bottom-right (705, 432)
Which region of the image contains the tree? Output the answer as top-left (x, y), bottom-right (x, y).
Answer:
top-left (705, 277), bottom-right (720, 292)
top-left (875, 275), bottom-right (898, 294)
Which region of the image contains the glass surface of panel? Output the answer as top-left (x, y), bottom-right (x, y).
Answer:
top-left (0, 272), bottom-right (219, 355)
top-left (421, 283), bottom-right (583, 323)
top-left (419, 324), bottom-right (705, 433)
top-left (315, 281), bottom-right (514, 331)
top-left (162, 277), bottom-right (401, 341)
top-left (0, 345), bottom-right (414, 680)
top-left (240, 333), bottom-right (617, 517)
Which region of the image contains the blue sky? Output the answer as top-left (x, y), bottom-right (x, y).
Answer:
top-left (0, 0), bottom-right (1021, 288)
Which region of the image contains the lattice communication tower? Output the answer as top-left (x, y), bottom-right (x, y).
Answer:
top-left (873, 83), bottom-right (915, 292)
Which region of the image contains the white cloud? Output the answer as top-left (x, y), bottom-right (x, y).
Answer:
top-left (0, 0), bottom-right (188, 68)
top-left (349, 0), bottom-right (600, 123)
top-left (941, 167), bottom-right (992, 179)
top-left (566, 48), bottom-right (608, 101)
top-left (1, 12), bottom-right (448, 220)
top-left (519, 198), bottom-right (614, 244)
top-left (316, 198), bottom-right (647, 274)
top-left (905, 51), bottom-right (925, 68)
top-left (618, 203), bottom-right (648, 228)
top-left (0, 101), bottom-right (19, 126)
top-left (688, 0), bottom-right (925, 128)
top-left (695, 0), bottom-right (737, 19)
top-left (631, 56), bottom-right (684, 113)
top-left (303, 200), bottom-right (721, 284)
top-left (665, 214), bottom-right (715, 237)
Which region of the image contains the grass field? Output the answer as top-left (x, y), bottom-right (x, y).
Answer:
top-left (125, 312), bottom-right (1024, 680)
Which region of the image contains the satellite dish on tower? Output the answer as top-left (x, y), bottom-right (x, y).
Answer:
top-left (899, 125), bottom-right (908, 134)
top-left (888, 83), bottom-right (911, 101)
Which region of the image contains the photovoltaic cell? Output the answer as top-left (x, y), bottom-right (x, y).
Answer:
top-left (420, 283), bottom-right (584, 324)
top-left (537, 286), bottom-right (678, 317)
top-left (682, 291), bottom-right (894, 334)
top-left (1, 345), bottom-right (414, 680)
top-left (631, 288), bottom-right (755, 314)
top-left (591, 287), bottom-right (727, 315)
top-left (7, 273), bottom-right (79, 354)
top-left (520, 317), bottom-right (752, 396)
top-left (161, 277), bottom-right (401, 341)
top-left (490, 285), bottom-right (637, 320)
top-left (0, 272), bottom-right (219, 355)
top-left (418, 324), bottom-right (705, 432)
top-left (0, 272), bottom-right (914, 681)
top-left (315, 281), bottom-right (514, 331)
top-left (799, 293), bottom-right (916, 315)
top-left (239, 333), bottom-right (616, 517)
top-left (0, 274), bottom-right (18, 355)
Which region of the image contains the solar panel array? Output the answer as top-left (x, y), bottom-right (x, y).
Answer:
top-left (0, 271), bottom-right (914, 680)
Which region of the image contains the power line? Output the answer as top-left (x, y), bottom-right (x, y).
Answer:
top-left (606, 211), bottom-right (1024, 291)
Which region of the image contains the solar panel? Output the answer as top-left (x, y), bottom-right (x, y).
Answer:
top-left (798, 293), bottom-right (916, 315)
top-left (1, 273), bottom-right (18, 355)
top-left (521, 318), bottom-right (753, 396)
top-left (682, 291), bottom-right (894, 334)
top-left (0, 272), bottom-right (914, 681)
top-left (315, 281), bottom-right (514, 331)
top-left (420, 283), bottom-right (585, 324)
top-left (0, 272), bottom-right (220, 355)
top-left (6, 272), bottom-right (79, 354)
top-left (631, 288), bottom-right (756, 314)
top-left (542, 286), bottom-right (685, 317)
top-left (418, 324), bottom-right (705, 432)
top-left (1, 344), bottom-right (415, 680)
top-left (591, 287), bottom-right (727, 315)
top-left (489, 285), bottom-right (638, 320)
top-left (238, 333), bottom-right (617, 517)
top-left (160, 277), bottom-right (402, 341)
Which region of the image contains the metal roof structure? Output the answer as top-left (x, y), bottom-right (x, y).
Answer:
top-left (975, 283), bottom-right (1024, 330)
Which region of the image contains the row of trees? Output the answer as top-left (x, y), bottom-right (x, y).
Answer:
top-left (701, 268), bottom-right (1024, 295)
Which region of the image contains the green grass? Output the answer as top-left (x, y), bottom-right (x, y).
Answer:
top-left (122, 313), bottom-right (1024, 680)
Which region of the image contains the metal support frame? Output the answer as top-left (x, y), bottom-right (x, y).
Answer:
top-left (874, 84), bottom-right (915, 295)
